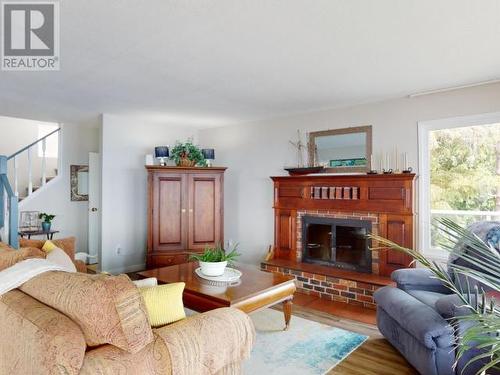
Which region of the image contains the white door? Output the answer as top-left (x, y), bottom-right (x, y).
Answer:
top-left (88, 152), bottom-right (101, 262)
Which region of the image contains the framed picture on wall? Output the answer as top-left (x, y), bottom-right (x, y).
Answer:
top-left (70, 165), bottom-right (89, 201)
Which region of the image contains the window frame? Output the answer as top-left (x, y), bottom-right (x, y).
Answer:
top-left (417, 111), bottom-right (500, 259)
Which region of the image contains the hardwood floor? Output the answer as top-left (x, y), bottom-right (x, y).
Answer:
top-left (273, 294), bottom-right (418, 375)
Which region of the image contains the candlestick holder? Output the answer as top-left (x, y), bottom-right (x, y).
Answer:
top-left (383, 169), bottom-right (394, 174)
top-left (402, 167), bottom-right (413, 174)
top-left (367, 169), bottom-right (378, 174)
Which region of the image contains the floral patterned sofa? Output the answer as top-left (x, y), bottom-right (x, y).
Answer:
top-left (0, 241), bottom-right (255, 375)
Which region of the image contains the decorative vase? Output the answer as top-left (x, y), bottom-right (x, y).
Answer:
top-left (199, 261), bottom-right (227, 277)
top-left (41, 222), bottom-right (51, 232)
top-left (178, 157), bottom-right (196, 167)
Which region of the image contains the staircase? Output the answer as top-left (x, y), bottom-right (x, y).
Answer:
top-left (0, 127), bottom-right (61, 248)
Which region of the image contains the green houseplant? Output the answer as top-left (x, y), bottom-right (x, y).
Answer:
top-left (190, 243), bottom-right (240, 276)
top-left (170, 138), bottom-right (206, 167)
top-left (38, 212), bottom-right (56, 232)
top-left (369, 218), bottom-right (499, 375)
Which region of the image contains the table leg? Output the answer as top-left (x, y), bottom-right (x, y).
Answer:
top-left (283, 298), bottom-right (293, 331)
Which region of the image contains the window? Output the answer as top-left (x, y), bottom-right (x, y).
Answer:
top-left (37, 123), bottom-right (59, 158)
top-left (419, 113), bottom-right (500, 257)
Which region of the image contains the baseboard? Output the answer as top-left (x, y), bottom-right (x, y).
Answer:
top-left (106, 263), bottom-right (146, 275)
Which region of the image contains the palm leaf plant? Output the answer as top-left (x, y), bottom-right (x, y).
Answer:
top-left (369, 218), bottom-right (500, 375)
top-left (189, 243), bottom-right (240, 266)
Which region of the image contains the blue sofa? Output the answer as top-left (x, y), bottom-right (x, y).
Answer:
top-left (374, 221), bottom-right (500, 375)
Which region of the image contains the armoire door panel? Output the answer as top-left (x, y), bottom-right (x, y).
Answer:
top-left (192, 179), bottom-right (215, 243)
top-left (188, 174), bottom-right (222, 249)
top-left (159, 178), bottom-right (182, 244)
top-left (153, 174), bottom-right (187, 251)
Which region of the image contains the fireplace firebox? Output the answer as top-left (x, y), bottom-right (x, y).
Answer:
top-left (302, 216), bottom-right (372, 273)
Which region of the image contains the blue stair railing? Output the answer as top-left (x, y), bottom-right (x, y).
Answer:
top-left (0, 155), bottom-right (19, 248)
top-left (0, 127), bottom-right (61, 249)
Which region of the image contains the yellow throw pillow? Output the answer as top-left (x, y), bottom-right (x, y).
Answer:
top-left (42, 240), bottom-right (57, 253)
top-left (140, 283), bottom-right (186, 327)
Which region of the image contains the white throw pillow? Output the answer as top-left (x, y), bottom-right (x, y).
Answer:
top-left (46, 247), bottom-right (77, 273)
top-left (133, 277), bottom-right (158, 288)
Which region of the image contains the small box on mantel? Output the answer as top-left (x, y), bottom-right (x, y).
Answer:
top-left (352, 187), bottom-right (359, 200)
top-left (329, 187), bottom-right (336, 199)
top-left (335, 187), bottom-right (343, 199)
top-left (321, 187), bottom-right (329, 199)
top-left (343, 187), bottom-right (352, 200)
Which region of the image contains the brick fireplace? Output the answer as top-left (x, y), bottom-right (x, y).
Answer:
top-left (261, 173), bottom-right (417, 308)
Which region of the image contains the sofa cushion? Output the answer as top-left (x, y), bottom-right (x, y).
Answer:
top-left (19, 271), bottom-right (154, 353)
top-left (0, 247), bottom-right (46, 271)
top-left (42, 240), bottom-right (58, 253)
top-left (46, 247), bottom-right (77, 272)
top-left (435, 294), bottom-right (475, 319)
top-left (374, 286), bottom-right (453, 349)
top-left (133, 277), bottom-right (158, 288)
top-left (140, 283), bottom-right (186, 327)
top-left (407, 290), bottom-right (447, 309)
top-left (20, 237), bottom-right (76, 260)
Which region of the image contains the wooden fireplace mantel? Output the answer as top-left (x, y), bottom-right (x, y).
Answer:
top-left (271, 173), bottom-right (417, 277)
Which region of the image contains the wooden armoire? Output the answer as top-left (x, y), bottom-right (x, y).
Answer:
top-left (146, 166), bottom-right (226, 269)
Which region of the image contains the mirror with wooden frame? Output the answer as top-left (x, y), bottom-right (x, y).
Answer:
top-left (308, 126), bottom-right (372, 173)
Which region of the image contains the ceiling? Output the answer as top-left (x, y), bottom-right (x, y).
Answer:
top-left (1, 0), bottom-right (500, 127)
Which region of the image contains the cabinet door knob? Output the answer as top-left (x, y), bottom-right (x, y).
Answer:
top-left (189, 209), bottom-right (193, 213)
top-left (181, 209), bottom-right (186, 213)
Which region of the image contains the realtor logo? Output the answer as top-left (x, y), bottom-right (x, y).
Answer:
top-left (1, 1), bottom-right (60, 70)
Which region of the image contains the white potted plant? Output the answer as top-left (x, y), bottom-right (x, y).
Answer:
top-left (190, 243), bottom-right (240, 277)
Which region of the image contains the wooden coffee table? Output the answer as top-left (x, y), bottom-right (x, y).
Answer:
top-left (138, 262), bottom-right (296, 330)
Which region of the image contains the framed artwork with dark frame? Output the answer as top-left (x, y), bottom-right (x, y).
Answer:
top-left (70, 165), bottom-right (89, 201)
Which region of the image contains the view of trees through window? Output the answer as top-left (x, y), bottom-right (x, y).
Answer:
top-left (430, 123), bottom-right (500, 247)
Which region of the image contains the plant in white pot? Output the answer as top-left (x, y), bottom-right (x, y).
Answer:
top-left (190, 243), bottom-right (240, 277)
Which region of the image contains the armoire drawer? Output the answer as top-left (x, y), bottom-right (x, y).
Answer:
top-left (147, 253), bottom-right (189, 269)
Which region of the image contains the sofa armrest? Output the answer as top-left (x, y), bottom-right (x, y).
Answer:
top-left (0, 290), bottom-right (86, 375)
top-left (156, 307), bottom-right (255, 375)
top-left (375, 286), bottom-right (454, 349)
top-left (392, 268), bottom-right (451, 294)
top-left (435, 293), bottom-right (475, 319)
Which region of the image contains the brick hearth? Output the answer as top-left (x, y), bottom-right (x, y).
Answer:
top-left (261, 258), bottom-right (394, 310)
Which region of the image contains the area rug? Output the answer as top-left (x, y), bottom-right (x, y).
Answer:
top-left (243, 308), bottom-right (368, 375)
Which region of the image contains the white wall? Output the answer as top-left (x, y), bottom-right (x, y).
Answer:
top-left (199, 82), bottom-right (500, 265)
top-left (100, 114), bottom-right (198, 273)
top-left (20, 124), bottom-right (99, 252)
top-left (0, 116), bottom-right (59, 196)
